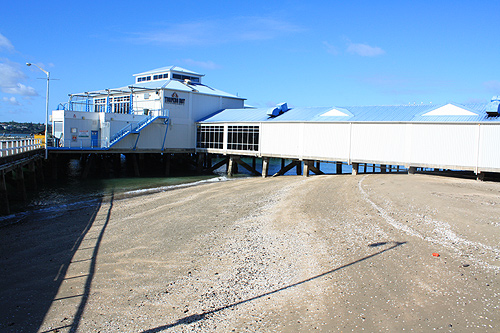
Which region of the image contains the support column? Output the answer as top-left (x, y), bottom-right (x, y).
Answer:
top-left (296, 161), bottom-right (302, 175)
top-left (164, 154), bottom-right (171, 176)
top-left (262, 157), bottom-right (270, 178)
top-left (29, 161), bottom-right (37, 190)
top-left (303, 160), bottom-right (311, 177)
top-left (352, 163), bottom-right (359, 175)
top-left (51, 154), bottom-right (58, 180)
top-left (113, 154), bottom-right (122, 177)
top-left (133, 154), bottom-right (140, 177)
top-left (381, 164), bottom-right (387, 174)
top-left (207, 154), bottom-right (212, 170)
top-left (16, 166), bottom-right (27, 201)
top-left (197, 153), bottom-right (204, 174)
top-left (336, 161), bottom-right (343, 174)
top-left (0, 171), bottom-right (9, 215)
top-left (227, 156), bottom-right (235, 177)
top-left (36, 158), bottom-right (45, 184)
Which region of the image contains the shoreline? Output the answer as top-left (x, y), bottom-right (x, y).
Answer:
top-left (1, 174), bottom-right (499, 332)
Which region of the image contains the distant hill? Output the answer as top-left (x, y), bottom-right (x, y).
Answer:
top-left (0, 121), bottom-right (49, 135)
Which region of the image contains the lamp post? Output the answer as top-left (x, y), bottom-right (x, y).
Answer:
top-left (26, 62), bottom-right (50, 159)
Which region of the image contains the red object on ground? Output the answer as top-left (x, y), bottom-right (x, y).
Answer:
top-left (432, 253), bottom-right (440, 257)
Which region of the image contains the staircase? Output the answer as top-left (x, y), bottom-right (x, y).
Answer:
top-left (109, 115), bottom-right (167, 148)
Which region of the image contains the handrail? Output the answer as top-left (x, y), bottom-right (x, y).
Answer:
top-left (0, 139), bottom-right (43, 157)
top-left (109, 123), bottom-right (134, 145)
top-left (109, 115), bottom-right (166, 147)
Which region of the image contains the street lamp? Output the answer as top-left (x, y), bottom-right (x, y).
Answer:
top-left (26, 62), bottom-right (50, 159)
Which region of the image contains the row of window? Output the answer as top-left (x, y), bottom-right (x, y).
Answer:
top-left (153, 73), bottom-right (169, 80)
top-left (93, 96), bottom-right (130, 113)
top-left (197, 126), bottom-right (224, 149)
top-left (227, 126), bottom-right (259, 151)
top-left (172, 74), bottom-right (200, 83)
top-left (137, 73), bottom-right (200, 83)
top-left (196, 125), bottom-right (259, 151)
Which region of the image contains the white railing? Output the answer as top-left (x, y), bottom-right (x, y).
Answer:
top-left (0, 139), bottom-right (43, 157)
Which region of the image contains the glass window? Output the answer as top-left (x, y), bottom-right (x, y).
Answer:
top-left (227, 126), bottom-right (259, 151)
top-left (196, 125), bottom-right (224, 149)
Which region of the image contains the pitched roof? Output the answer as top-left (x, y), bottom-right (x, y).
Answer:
top-left (198, 102), bottom-right (500, 123)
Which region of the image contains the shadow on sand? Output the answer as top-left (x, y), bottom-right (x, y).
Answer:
top-left (0, 193), bottom-right (114, 332)
top-left (141, 241), bottom-right (406, 333)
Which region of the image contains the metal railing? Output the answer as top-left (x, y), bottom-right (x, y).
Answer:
top-left (109, 114), bottom-right (162, 146)
top-left (0, 138), bottom-right (43, 157)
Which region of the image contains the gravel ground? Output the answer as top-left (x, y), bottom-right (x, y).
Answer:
top-left (1, 174), bottom-right (499, 332)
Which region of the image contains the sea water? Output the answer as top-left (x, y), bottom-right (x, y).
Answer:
top-left (0, 157), bottom-right (354, 225)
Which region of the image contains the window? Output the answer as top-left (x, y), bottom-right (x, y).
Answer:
top-left (112, 96), bottom-right (130, 114)
top-left (197, 125), bottom-right (224, 149)
top-left (153, 74), bottom-right (168, 80)
top-left (137, 76), bottom-right (151, 82)
top-left (227, 126), bottom-right (259, 151)
top-left (94, 98), bottom-right (106, 112)
top-left (172, 74), bottom-right (200, 83)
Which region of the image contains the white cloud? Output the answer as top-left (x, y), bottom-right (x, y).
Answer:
top-left (347, 42), bottom-right (385, 57)
top-left (323, 41), bottom-right (339, 55)
top-left (3, 83), bottom-right (37, 96)
top-left (130, 16), bottom-right (302, 46)
top-left (0, 61), bottom-right (38, 96)
top-left (0, 33), bottom-right (14, 52)
top-left (182, 59), bottom-right (221, 70)
top-left (2, 96), bottom-right (20, 105)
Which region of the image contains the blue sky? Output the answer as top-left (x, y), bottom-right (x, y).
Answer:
top-left (1, 1), bottom-right (500, 123)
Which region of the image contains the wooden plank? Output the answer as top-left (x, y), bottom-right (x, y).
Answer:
top-left (233, 156), bottom-right (260, 176)
top-left (272, 160), bottom-right (299, 177)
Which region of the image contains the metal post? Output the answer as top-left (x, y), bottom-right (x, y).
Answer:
top-left (45, 71), bottom-right (49, 159)
top-left (26, 62), bottom-right (50, 159)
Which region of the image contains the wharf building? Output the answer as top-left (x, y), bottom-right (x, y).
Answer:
top-left (50, 66), bottom-right (500, 179)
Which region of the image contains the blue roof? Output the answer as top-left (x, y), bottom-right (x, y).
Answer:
top-left (79, 80), bottom-right (242, 99)
top-left (199, 102), bottom-right (500, 123)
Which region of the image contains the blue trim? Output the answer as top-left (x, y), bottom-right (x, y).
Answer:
top-left (161, 118), bottom-right (170, 151)
top-left (133, 133), bottom-right (140, 150)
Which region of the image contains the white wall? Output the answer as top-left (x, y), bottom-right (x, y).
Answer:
top-left (219, 121), bottom-right (500, 173)
top-left (477, 124), bottom-right (500, 172)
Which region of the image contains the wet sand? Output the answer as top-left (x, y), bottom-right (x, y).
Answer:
top-left (1, 174), bottom-right (499, 332)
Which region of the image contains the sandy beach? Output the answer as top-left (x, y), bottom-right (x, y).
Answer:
top-left (1, 173), bottom-right (499, 332)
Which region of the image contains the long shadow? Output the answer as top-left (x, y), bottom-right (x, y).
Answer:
top-left (0, 193), bottom-right (112, 332)
top-left (141, 241), bottom-right (406, 333)
top-left (67, 193), bottom-right (113, 332)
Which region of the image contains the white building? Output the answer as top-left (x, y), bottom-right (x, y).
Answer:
top-left (197, 99), bottom-right (500, 175)
top-left (51, 66), bottom-right (245, 152)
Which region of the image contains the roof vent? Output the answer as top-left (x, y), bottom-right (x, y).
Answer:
top-left (486, 96), bottom-right (500, 116)
top-left (267, 102), bottom-right (289, 117)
